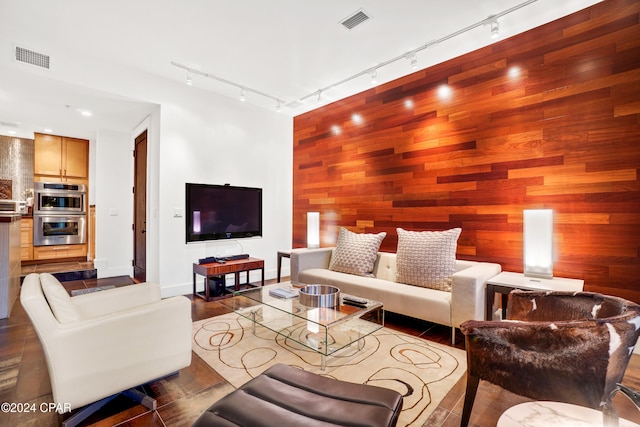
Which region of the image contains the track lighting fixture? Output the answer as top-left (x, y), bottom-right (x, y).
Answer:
top-left (300, 0), bottom-right (536, 105)
top-left (174, 0), bottom-right (535, 111)
top-left (276, 100), bottom-right (281, 112)
top-left (490, 19), bottom-right (500, 39)
top-left (171, 61), bottom-right (284, 110)
top-left (407, 54), bottom-right (418, 70)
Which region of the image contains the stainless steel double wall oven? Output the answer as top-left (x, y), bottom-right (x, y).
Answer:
top-left (33, 182), bottom-right (86, 246)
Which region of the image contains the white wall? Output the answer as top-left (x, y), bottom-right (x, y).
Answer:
top-left (153, 93), bottom-right (293, 296)
top-left (94, 128), bottom-right (135, 277)
top-left (86, 75), bottom-right (293, 295)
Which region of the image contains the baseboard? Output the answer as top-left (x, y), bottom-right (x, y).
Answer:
top-left (162, 267), bottom-right (279, 299)
top-left (161, 282), bottom-right (192, 298)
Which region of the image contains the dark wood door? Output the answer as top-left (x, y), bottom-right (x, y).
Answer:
top-left (133, 130), bottom-right (147, 282)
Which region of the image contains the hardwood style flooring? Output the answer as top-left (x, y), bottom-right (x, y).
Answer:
top-left (2, 275), bottom-right (640, 426)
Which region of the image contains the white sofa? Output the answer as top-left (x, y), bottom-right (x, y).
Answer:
top-left (20, 273), bottom-right (192, 423)
top-left (290, 248), bottom-right (501, 343)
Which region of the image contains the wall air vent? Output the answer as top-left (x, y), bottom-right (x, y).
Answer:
top-left (340, 9), bottom-right (371, 30)
top-left (15, 46), bottom-right (50, 69)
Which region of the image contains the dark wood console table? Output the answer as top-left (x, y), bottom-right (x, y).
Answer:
top-left (193, 257), bottom-right (264, 302)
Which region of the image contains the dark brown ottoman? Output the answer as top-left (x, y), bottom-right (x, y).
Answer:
top-left (192, 363), bottom-right (403, 427)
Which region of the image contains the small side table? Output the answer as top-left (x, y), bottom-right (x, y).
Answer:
top-left (277, 250), bottom-right (291, 283)
top-left (193, 257), bottom-right (265, 302)
top-left (498, 401), bottom-right (640, 427)
top-left (486, 272), bottom-right (584, 320)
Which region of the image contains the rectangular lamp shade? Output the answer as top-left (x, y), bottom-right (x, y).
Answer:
top-left (307, 212), bottom-right (320, 249)
top-left (523, 209), bottom-right (553, 279)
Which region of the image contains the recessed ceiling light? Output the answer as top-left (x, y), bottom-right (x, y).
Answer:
top-left (7, 130), bottom-right (17, 135)
top-left (80, 110), bottom-right (92, 117)
top-left (43, 128), bottom-right (53, 133)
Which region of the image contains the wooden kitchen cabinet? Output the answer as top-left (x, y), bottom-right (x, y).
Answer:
top-left (33, 244), bottom-right (87, 261)
top-left (20, 217), bottom-right (33, 261)
top-left (63, 137), bottom-right (89, 178)
top-left (34, 133), bottom-right (88, 181)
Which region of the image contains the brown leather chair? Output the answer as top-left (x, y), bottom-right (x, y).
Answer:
top-left (192, 363), bottom-right (403, 427)
top-left (460, 290), bottom-right (640, 427)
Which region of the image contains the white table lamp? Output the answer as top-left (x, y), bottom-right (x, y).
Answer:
top-left (307, 212), bottom-right (320, 249)
top-left (523, 209), bottom-right (553, 279)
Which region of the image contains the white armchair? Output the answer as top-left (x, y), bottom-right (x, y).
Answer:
top-left (20, 273), bottom-right (192, 427)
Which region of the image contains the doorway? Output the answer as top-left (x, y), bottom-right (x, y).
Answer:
top-left (133, 130), bottom-right (147, 282)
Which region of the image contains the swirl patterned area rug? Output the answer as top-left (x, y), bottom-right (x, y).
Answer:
top-left (193, 313), bottom-right (466, 427)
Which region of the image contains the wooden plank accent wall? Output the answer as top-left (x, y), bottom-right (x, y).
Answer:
top-left (292, 0), bottom-right (640, 302)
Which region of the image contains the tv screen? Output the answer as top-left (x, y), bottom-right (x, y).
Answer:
top-left (185, 183), bottom-right (262, 243)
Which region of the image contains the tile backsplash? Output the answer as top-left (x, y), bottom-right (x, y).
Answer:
top-left (0, 135), bottom-right (34, 201)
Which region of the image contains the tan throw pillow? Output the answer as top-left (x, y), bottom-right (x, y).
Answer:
top-left (329, 227), bottom-right (387, 277)
top-left (396, 227), bottom-right (462, 291)
top-left (41, 273), bottom-right (81, 323)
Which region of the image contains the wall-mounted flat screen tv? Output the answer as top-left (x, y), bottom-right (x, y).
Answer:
top-left (185, 183), bottom-right (262, 243)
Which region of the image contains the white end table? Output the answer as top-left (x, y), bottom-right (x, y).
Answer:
top-left (498, 401), bottom-right (640, 427)
top-left (486, 272), bottom-right (584, 320)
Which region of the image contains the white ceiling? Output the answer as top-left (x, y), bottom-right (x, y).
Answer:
top-left (0, 0), bottom-right (602, 140)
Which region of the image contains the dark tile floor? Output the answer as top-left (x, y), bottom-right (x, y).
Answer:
top-left (21, 261), bottom-right (95, 275)
top-left (21, 261), bottom-right (97, 282)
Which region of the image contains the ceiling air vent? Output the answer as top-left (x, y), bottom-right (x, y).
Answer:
top-left (340, 9), bottom-right (371, 30)
top-left (15, 46), bottom-right (50, 69)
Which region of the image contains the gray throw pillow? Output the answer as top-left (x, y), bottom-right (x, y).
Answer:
top-left (396, 227), bottom-right (462, 291)
top-left (329, 227), bottom-right (387, 277)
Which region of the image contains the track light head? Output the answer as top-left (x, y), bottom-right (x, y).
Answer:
top-left (369, 69), bottom-right (378, 85)
top-left (407, 54), bottom-right (418, 70)
top-left (239, 88), bottom-right (247, 101)
top-left (276, 100), bottom-right (281, 112)
top-left (186, 72), bottom-right (193, 86)
top-left (317, 90), bottom-right (324, 103)
top-left (490, 20), bottom-right (500, 39)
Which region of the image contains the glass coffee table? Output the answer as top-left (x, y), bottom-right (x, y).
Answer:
top-left (233, 282), bottom-right (384, 370)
